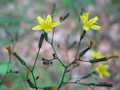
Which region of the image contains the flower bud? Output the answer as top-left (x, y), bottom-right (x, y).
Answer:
top-left (106, 55), bottom-right (119, 60)
top-left (90, 57), bottom-right (107, 63)
top-left (38, 33), bottom-right (44, 49)
top-left (80, 30), bottom-right (86, 41)
top-left (5, 46), bottom-right (26, 66)
top-left (60, 13), bottom-right (70, 22)
top-left (27, 79), bottom-right (35, 88)
top-left (96, 83), bottom-right (113, 87)
top-left (90, 55), bottom-right (119, 63)
top-left (79, 40), bottom-right (94, 57)
top-left (88, 40), bottom-right (94, 48)
top-left (44, 87), bottom-right (57, 90)
top-left (5, 46), bottom-right (14, 54)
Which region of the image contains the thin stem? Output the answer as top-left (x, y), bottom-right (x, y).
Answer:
top-left (51, 43), bottom-right (66, 68)
top-left (75, 31), bottom-right (82, 59)
top-left (51, 28), bottom-right (55, 44)
top-left (63, 82), bottom-right (93, 86)
top-left (76, 58), bottom-right (90, 62)
top-left (24, 64), bottom-right (38, 90)
top-left (32, 48), bottom-right (40, 71)
top-left (46, 29), bottom-right (66, 68)
top-left (0, 52), bottom-right (11, 89)
top-left (31, 71), bottom-right (38, 90)
top-left (88, 85), bottom-right (94, 90)
top-left (58, 68), bottom-right (67, 89)
top-left (66, 31), bottom-right (84, 68)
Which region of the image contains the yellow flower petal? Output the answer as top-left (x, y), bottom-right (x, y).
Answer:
top-left (91, 51), bottom-right (102, 59)
top-left (37, 16), bottom-right (44, 25)
top-left (91, 25), bottom-right (101, 30)
top-left (91, 51), bottom-right (96, 57)
top-left (51, 21), bottom-right (60, 28)
top-left (46, 15), bottom-right (52, 24)
top-left (32, 25), bottom-right (42, 30)
top-left (83, 25), bottom-right (89, 31)
top-left (95, 67), bottom-right (99, 72)
top-left (99, 63), bottom-right (103, 67)
top-left (44, 29), bottom-right (52, 33)
top-left (96, 52), bottom-right (102, 58)
top-left (99, 73), bottom-right (103, 79)
top-left (89, 16), bottom-right (99, 24)
top-left (95, 63), bottom-right (110, 79)
top-left (103, 71), bottom-right (110, 77)
top-left (84, 13), bottom-right (89, 21)
top-left (32, 15), bottom-right (60, 33)
top-left (103, 65), bottom-right (109, 70)
top-left (80, 12), bottom-right (100, 31)
top-left (80, 13), bottom-right (89, 24)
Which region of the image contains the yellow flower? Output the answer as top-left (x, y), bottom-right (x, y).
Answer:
top-left (91, 51), bottom-right (102, 59)
top-left (80, 12), bottom-right (101, 31)
top-left (95, 63), bottom-right (110, 79)
top-left (32, 15), bottom-right (60, 33)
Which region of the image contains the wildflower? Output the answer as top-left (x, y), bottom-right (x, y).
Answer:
top-left (79, 40), bottom-right (94, 57)
top-left (91, 51), bottom-right (102, 59)
top-left (95, 63), bottom-right (110, 79)
top-left (5, 46), bottom-right (26, 66)
top-left (80, 12), bottom-right (101, 31)
top-left (90, 55), bottom-right (119, 63)
top-left (32, 15), bottom-right (60, 33)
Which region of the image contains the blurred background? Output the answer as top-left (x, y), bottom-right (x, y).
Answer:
top-left (0, 0), bottom-right (120, 90)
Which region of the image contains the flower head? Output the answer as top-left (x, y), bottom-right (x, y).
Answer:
top-left (32, 15), bottom-right (60, 33)
top-left (91, 51), bottom-right (102, 59)
top-left (80, 12), bottom-right (101, 31)
top-left (95, 63), bottom-right (110, 79)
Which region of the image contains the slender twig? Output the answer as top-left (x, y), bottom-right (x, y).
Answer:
top-left (76, 58), bottom-right (90, 62)
top-left (58, 68), bottom-right (67, 89)
top-left (0, 52), bottom-right (11, 89)
top-left (75, 30), bottom-right (82, 59)
top-left (63, 82), bottom-right (93, 86)
top-left (23, 63), bottom-right (38, 90)
top-left (46, 29), bottom-right (66, 68)
top-left (67, 28), bottom-right (84, 68)
top-left (51, 43), bottom-right (66, 68)
top-left (51, 28), bottom-right (55, 44)
top-left (32, 48), bottom-right (40, 71)
top-left (88, 85), bottom-right (94, 90)
top-left (31, 71), bottom-right (38, 90)
top-left (74, 14), bottom-right (83, 59)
